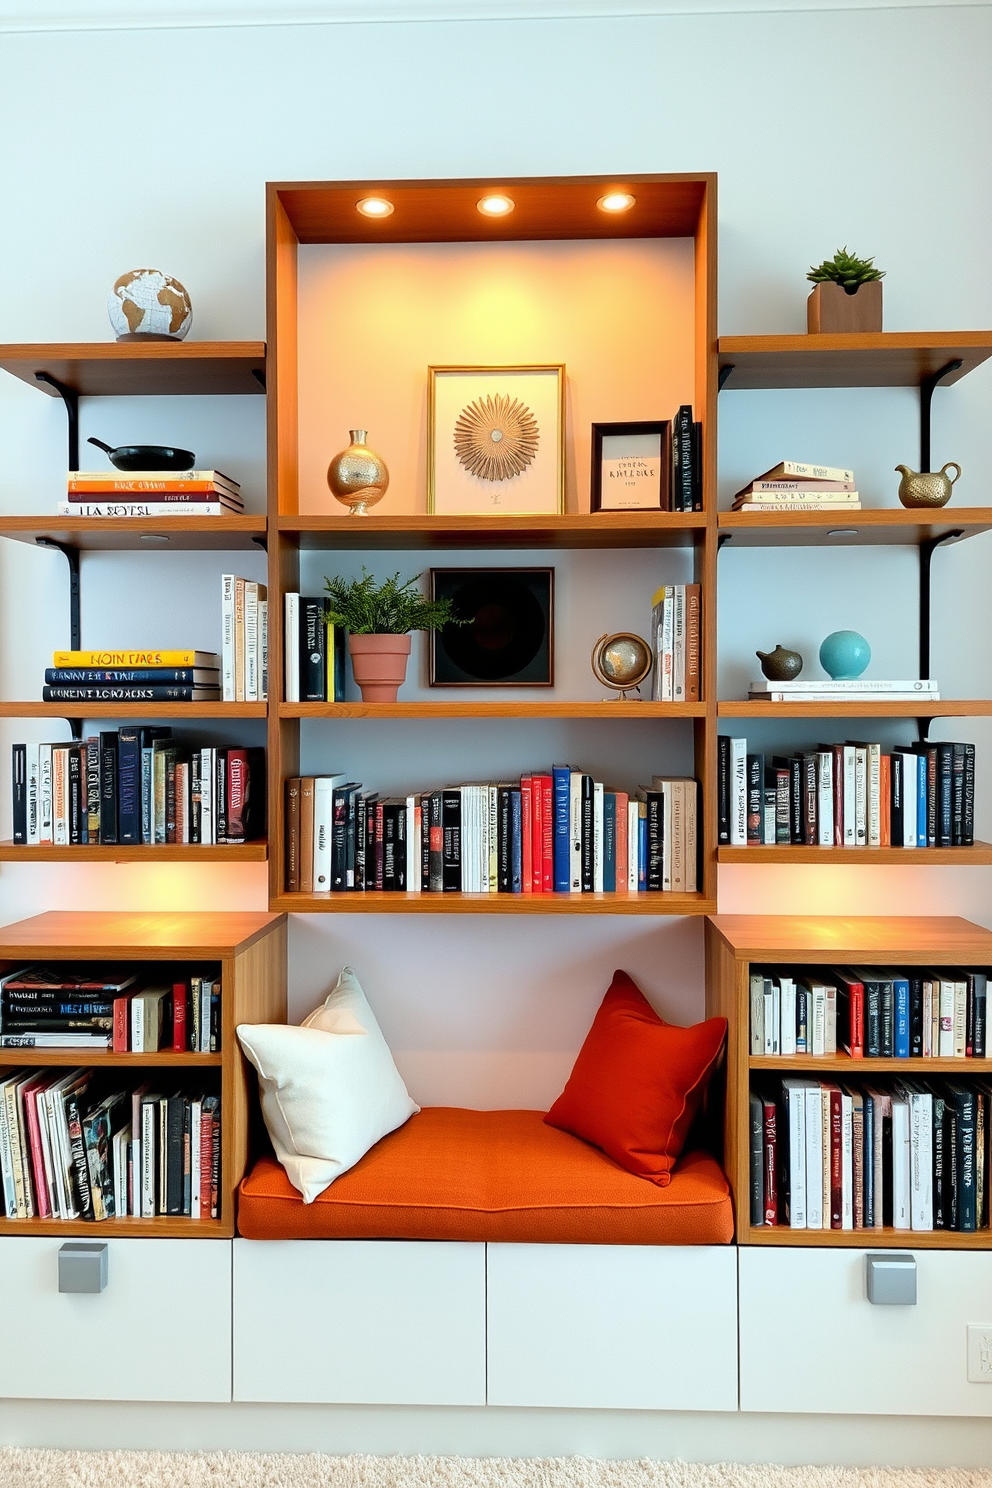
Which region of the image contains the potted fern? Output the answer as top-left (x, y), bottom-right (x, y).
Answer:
top-left (807, 247), bottom-right (885, 333)
top-left (323, 569), bottom-right (461, 702)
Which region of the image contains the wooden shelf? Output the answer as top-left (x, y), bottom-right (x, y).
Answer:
top-left (0, 702), bottom-right (266, 720)
top-left (0, 341), bottom-right (266, 397)
top-left (717, 332), bottom-right (992, 390)
top-left (718, 843), bottom-right (992, 864)
top-left (744, 1224), bottom-right (991, 1249)
top-left (278, 511), bottom-right (706, 550)
top-left (0, 515), bottom-right (267, 552)
top-left (719, 699), bottom-right (992, 718)
top-left (0, 1049), bottom-right (223, 1067)
top-left (0, 909), bottom-right (282, 957)
top-left (270, 890), bottom-right (716, 915)
top-left (718, 508), bottom-right (992, 547)
top-left (0, 841), bottom-right (267, 862)
top-left (281, 700), bottom-right (705, 720)
top-left (707, 914), bottom-right (992, 965)
top-left (750, 1054), bottom-right (992, 1073)
top-left (0, 1216), bottom-right (230, 1239)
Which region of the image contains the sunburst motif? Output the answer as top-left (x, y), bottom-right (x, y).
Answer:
top-left (453, 394), bottom-right (540, 482)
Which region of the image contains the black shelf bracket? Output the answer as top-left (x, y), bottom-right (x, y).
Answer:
top-left (919, 527), bottom-right (963, 704)
top-left (717, 532), bottom-right (733, 551)
top-left (251, 533), bottom-right (268, 552)
top-left (251, 367), bottom-right (267, 392)
top-left (717, 364), bottom-right (735, 392)
top-left (919, 359), bottom-right (962, 472)
top-left (35, 371), bottom-right (80, 471)
top-left (36, 536), bottom-right (81, 652)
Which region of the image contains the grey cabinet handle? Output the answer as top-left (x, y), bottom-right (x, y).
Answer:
top-left (866, 1252), bottom-right (916, 1305)
top-left (58, 1242), bottom-right (108, 1293)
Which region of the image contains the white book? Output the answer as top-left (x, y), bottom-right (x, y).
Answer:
top-left (412, 797), bottom-right (422, 894)
top-left (594, 781), bottom-right (605, 893)
top-left (42, 1078), bottom-right (70, 1218)
top-left (953, 978), bottom-right (968, 1058)
top-left (748, 677), bottom-right (937, 694)
top-left (902, 754), bottom-right (918, 847)
top-left (763, 979), bottom-right (774, 1055)
top-left (259, 599), bottom-right (268, 701)
top-left (854, 746), bottom-right (867, 846)
top-left (923, 978), bottom-right (934, 1057)
top-left (754, 690), bottom-right (941, 704)
top-left (907, 1088), bottom-right (933, 1230)
top-left (569, 772), bottom-right (582, 892)
top-left (659, 780), bottom-right (672, 891)
top-left (660, 591), bottom-right (674, 701)
top-left (673, 586), bottom-right (686, 702)
top-left (112, 1127), bottom-right (128, 1219)
top-left (200, 980), bottom-right (213, 1053)
top-left (221, 574), bottom-right (236, 702)
top-left (244, 580), bottom-right (260, 702)
top-left (763, 797), bottom-right (775, 845)
top-left (804, 1083), bottom-right (824, 1229)
top-left (938, 977), bottom-right (956, 1056)
top-left (131, 996), bottom-right (145, 1054)
top-left (406, 794), bottom-right (417, 893)
top-left (140, 1099), bottom-right (157, 1218)
top-left (841, 1091), bottom-right (853, 1230)
top-left (824, 980), bottom-right (837, 1055)
top-left (199, 748), bottom-right (214, 844)
top-left (771, 980), bottom-right (781, 1055)
top-left (782, 1079), bottom-right (807, 1228)
top-left (891, 1095), bottom-right (912, 1230)
top-left (312, 774), bottom-right (343, 892)
top-left (38, 744), bottom-right (53, 843)
top-left (730, 738), bottom-right (747, 846)
top-left (810, 981), bottom-right (826, 1056)
top-left (488, 785), bottom-right (499, 894)
top-left (35, 1084), bottom-right (59, 1218)
top-left (627, 801), bottom-right (639, 892)
top-left (51, 746), bottom-right (68, 845)
top-left (780, 977), bottom-right (797, 1057)
top-left (867, 743), bottom-right (881, 847)
top-left (0, 1077), bottom-right (17, 1219)
top-left (750, 972), bottom-right (765, 1055)
top-left (816, 751), bottom-right (833, 847)
top-left (26, 744), bottom-right (40, 845)
top-left (284, 593), bottom-right (300, 703)
top-left (842, 745), bottom-right (856, 846)
top-left (190, 1100), bottom-right (202, 1220)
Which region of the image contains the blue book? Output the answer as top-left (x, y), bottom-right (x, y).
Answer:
top-left (510, 788), bottom-right (523, 893)
top-left (117, 727), bottom-right (141, 843)
top-left (552, 765), bottom-right (571, 892)
top-left (917, 752), bottom-right (928, 847)
top-left (892, 973), bottom-right (911, 1057)
top-left (603, 792), bottom-right (616, 893)
top-left (637, 811), bottom-right (647, 891)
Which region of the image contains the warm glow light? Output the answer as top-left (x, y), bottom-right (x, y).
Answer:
top-left (477, 194), bottom-right (515, 217)
top-left (356, 197), bottom-right (394, 218)
top-left (597, 191), bottom-right (636, 213)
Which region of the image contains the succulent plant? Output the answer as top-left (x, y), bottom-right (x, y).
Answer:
top-left (807, 247), bottom-right (885, 295)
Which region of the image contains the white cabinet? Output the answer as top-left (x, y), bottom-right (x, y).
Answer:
top-left (0, 1237), bottom-right (232, 1401)
top-left (233, 1239), bottom-right (486, 1405)
top-left (740, 1246), bottom-right (992, 1416)
top-left (486, 1243), bottom-right (738, 1410)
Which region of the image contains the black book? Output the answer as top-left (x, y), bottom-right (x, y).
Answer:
top-left (497, 785), bottom-right (513, 894)
top-left (68, 744), bottom-right (84, 845)
top-left (717, 736), bottom-right (730, 844)
top-left (674, 404), bottom-right (693, 512)
top-left (330, 784), bottom-right (361, 892)
top-left (118, 726), bottom-right (142, 844)
top-left (788, 756), bottom-right (803, 844)
top-left (237, 748), bottom-right (267, 843)
top-left (923, 744), bottom-right (938, 847)
top-left (909, 975), bottom-right (924, 1058)
top-left (749, 1090), bottom-right (764, 1227)
top-left (442, 790), bottom-right (461, 891)
top-left (691, 420), bottom-right (703, 511)
top-left (166, 1093), bottom-right (186, 1216)
top-left (299, 597), bottom-right (329, 702)
top-left (745, 754), bottom-right (764, 844)
top-left (46, 667), bottom-right (219, 685)
top-left (345, 787), bottom-right (359, 890)
top-left (879, 977), bottom-right (895, 1058)
top-left (42, 685), bottom-right (220, 703)
top-left (862, 975), bottom-right (883, 1058)
top-left (581, 775), bottom-right (595, 892)
top-left (936, 742), bottom-right (953, 848)
top-left (420, 793), bottom-right (431, 892)
top-left (643, 788), bottom-right (663, 892)
top-left (881, 1111), bottom-right (893, 1227)
top-left (65, 1087), bottom-right (95, 1221)
top-left (952, 743), bottom-right (966, 845)
top-left (381, 800), bottom-right (406, 891)
top-left (99, 730), bottom-right (119, 844)
top-left (933, 1093), bottom-right (946, 1228)
top-left (795, 984), bottom-right (808, 1052)
top-left (890, 748), bottom-right (903, 846)
top-left (428, 792), bottom-right (444, 893)
top-left (802, 752), bottom-right (817, 846)
top-left (946, 1102), bottom-right (960, 1230)
top-left (183, 1099), bottom-right (193, 1216)
top-left (948, 1083), bottom-right (977, 1231)
top-left (962, 744), bottom-right (975, 845)
top-left (190, 751), bottom-right (201, 844)
top-left (359, 793), bottom-right (378, 890)
top-left (11, 744), bottom-right (26, 844)
top-left (2, 1016), bottom-right (113, 1032)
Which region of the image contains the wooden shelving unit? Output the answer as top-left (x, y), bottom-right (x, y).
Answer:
top-left (279, 512), bottom-right (706, 551)
top-left (0, 515), bottom-right (267, 552)
top-left (719, 843), bottom-right (992, 865)
top-left (0, 842), bottom-right (267, 862)
top-left (0, 911), bottom-right (285, 1240)
top-left (282, 700), bottom-right (706, 720)
top-left (0, 702), bottom-right (267, 720)
top-left (718, 508), bottom-right (992, 548)
top-left (0, 341), bottom-right (267, 398)
top-left (270, 889), bottom-right (714, 915)
top-left (717, 332), bottom-right (992, 391)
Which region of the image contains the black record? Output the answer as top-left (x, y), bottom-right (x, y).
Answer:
top-left (431, 570), bottom-right (553, 686)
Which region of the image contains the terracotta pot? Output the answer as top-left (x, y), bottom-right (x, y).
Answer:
top-left (348, 632), bottom-right (412, 702)
top-left (807, 279), bottom-right (882, 334)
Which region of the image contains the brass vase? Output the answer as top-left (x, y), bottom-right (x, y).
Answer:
top-left (327, 430), bottom-right (389, 516)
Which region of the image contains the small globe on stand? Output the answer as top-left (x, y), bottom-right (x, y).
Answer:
top-left (591, 632), bottom-right (652, 700)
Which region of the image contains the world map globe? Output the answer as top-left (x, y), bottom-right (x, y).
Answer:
top-left (108, 268), bottom-right (192, 341)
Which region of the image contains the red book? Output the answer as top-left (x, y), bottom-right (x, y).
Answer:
top-left (833, 971), bottom-right (864, 1057)
top-left (113, 993), bottom-right (131, 1052)
top-left (762, 1096), bottom-right (777, 1225)
top-left (22, 1077), bottom-right (50, 1219)
top-left (375, 802), bottom-right (385, 890)
top-left (540, 775), bottom-right (554, 892)
top-left (615, 791), bottom-right (629, 892)
top-left (520, 778), bottom-right (533, 895)
top-left (829, 1086), bottom-right (843, 1228)
top-left (530, 775), bottom-right (543, 893)
top-left (226, 748), bottom-right (248, 838)
top-left (200, 1108), bottom-right (214, 1218)
top-left (831, 743), bottom-right (844, 847)
top-left (685, 585), bottom-right (701, 702)
top-left (172, 981), bottom-right (188, 1052)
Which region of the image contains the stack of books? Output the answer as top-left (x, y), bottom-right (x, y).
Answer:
top-left (650, 584), bottom-right (702, 702)
top-left (0, 1066), bottom-right (220, 1221)
top-left (59, 469), bottom-right (243, 519)
top-left (749, 678), bottom-right (940, 704)
top-left (41, 648), bottom-right (221, 705)
top-left (283, 594), bottom-right (347, 703)
top-left (733, 461), bottom-right (861, 513)
top-left (222, 577), bottom-right (268, 702)
top-left (0, 965), bottom-right (221, 1054)
top-left (286, 770), bottom-right (698, 895)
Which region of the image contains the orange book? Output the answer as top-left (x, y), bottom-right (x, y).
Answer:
top-left (299, 777), bottom-right (315, 895)
top-left (615, 790), bottom-right (629, 892)
top-left (879, 754), bottom-right (891, 846)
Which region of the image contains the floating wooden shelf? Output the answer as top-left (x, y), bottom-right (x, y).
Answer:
top-left (0, 341), bottom-right (267, 398)
top-left (0, 1216), bottom-right (228, 1239)
top-left (0, 702), bottom-right (267, 720)
top-left (278, 511), bottom-right (707, 550)
top-left (719, 699), bottom-right (992, 719)
top-left (750, 1055), bottom-right (992, 1073)
top-left (745, 1225), bottom-right (991, 1249)
top-left (0, 841), bottom-right (267, 862)
top-left (0, 515), bottom-right (267, 552)
top-left (718, 843), bottom-right (992, 864)
top-left (708, 913), bottom-right (992, 963)
top-left (281, 700), bottom-right (705, 720)
top-left (718, 508), bottom-right (992, 548)
top-left (717, 331), bottom-right (992, 390)
top-left (0, 1049), bottom-right (223, 1067)
top-left (270, 890), bottom-right (716, 916)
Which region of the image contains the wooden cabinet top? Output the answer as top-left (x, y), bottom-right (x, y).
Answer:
top-left (707, 914), bottom-right (992, 962)
top-left (0, 910), bottom-right (284, 958)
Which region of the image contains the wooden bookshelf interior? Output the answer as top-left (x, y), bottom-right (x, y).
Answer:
top-left (0, 911), bottom-right (285, 1239)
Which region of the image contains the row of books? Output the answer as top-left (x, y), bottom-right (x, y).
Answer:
top-left (750, 966), bottom-right (988, 1060)
top-left (664, 406), bottom-right (702, 512)
top-left (748, 678), bottom-right (940, 704)
top-left (222, 576), bottom-right (268, 702)
top-left (752, 1076), bottom-right (991, 1232)
top-left (285, 771), bottom-right (698, 894)
top-left (733, 461), bottom-right (861, 514)
top-left (283, 595), bottom-right (347, 703)
top-left (0, 1069), bottom-right (220, 1222)
top-left (41, 648), bottom-right (222, 705)
top-left (60, 468), bottom-right (243, 519)
top-left (718, 738), bottom-right (976, 848)
top-left (650, 585), bottom-right (701, 702)
top-left (0, 965), bottom-right (221, 1052)
top-left (11, 733), bottom-right (266, 845)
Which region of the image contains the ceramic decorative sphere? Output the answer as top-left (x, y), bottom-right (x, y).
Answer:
top-left (819, 629), bottom-right (871, 680)
top-left (108, 268), bottom-right (192, 341)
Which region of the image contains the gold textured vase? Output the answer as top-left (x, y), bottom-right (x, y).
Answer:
top-left (327, 430), bottom-right (389, 516)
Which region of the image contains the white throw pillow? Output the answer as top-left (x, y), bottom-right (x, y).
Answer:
top-left (237, 966), bottom-right (419, 1203)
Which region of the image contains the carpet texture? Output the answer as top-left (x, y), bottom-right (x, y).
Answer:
top-left (2, 1456), bottom-right (992, 1488)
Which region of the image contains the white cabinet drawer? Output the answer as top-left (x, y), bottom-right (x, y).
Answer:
top-left (233, 1239), bottom-right (486, 1405)
top-left (0, 1237), bottom-right (232, 1401)
top-left (487, 1243), bottom-right (738, 1410)
top-left (740, 1246), bottom-right (992, 1416)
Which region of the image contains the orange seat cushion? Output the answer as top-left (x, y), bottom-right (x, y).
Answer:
top-left (237, 1106), bottom-right (733, 1245)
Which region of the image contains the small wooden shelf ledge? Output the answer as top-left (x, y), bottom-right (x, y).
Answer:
top-left (279, 511), bottom-right (706, 551)
top-left (750, 1054), bottom-right (992, 1073)
top-left (0, 341), bottom-right (266, 398)
top-left (0, 702), bottom-right (266, 720)
top-left (0, 841), bottom-right (267, 862)
top-left (717, 332), bottom-right (992, 391)
top-left (282, 700), bottom-right (705, 720)
top-left (745, 1225), bottom-right (991, 1249)
top-left (718, 843), bottom-right (992, 864)
top-left (719, 699), bottom-right (992, 719)
top-left (2, 1049), bottom-right (223, 1068)
top-left (0, 1216), bottom-right (228, 1239)
top-left (0, 516), bottom-right (267, 552)
top-left (718, 508), bottom-right (992, 548)
top-left (271, 890), bottom-right (716, 915)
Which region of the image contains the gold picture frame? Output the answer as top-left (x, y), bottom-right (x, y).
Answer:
top-left (427, 364), bottom-right (566, 517)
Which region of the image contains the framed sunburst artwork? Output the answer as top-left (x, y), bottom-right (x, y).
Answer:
top-left (427, 365), bottom-right (565, 516)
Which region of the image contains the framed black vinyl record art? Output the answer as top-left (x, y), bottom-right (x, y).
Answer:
top-left (429, 568), bottom-right (554, 687)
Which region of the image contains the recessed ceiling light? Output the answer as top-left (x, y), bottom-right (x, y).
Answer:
top-left (139, 533), bottom-right (170, 543)
top-left (597, 191), bottom-right (636, 213)
top-left (356, 197), bottom-right (394, 218)
top-left (827, 529), bottom-right (858, 538)
top-left (477, 193), bottom-right (514, 217)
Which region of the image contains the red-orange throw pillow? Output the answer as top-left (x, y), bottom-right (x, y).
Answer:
top-left (545, 970), bottom-right (727, 1186)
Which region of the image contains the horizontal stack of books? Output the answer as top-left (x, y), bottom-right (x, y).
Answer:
top-left (650, 584), bottom-right (701, 702)
top-left (11, 732), bottom-right (265, 845)
top-left (753, 1075), bottom-right (991, 1233)
top-left (283, 594), bottom-right (347, 703)
top-left (59, 469), bottom-right (243, 519)
top-left (750, 966), bottom-right (988, 1060)
top-left (222, 577), bottom-right (268, 702)
top-left (0, 965), bottom-right (221, 1053)
top-left (41, 648), bottom-right (221, 705)
top-left (0, 1067), bottom-right (220, 1221)
top-left (732, 461), bottom-right (861, 513)
top-left (286, 770), bottom-right (698, 895)
top-left (718, 736), bottom-right (975, 848)
top-left (749, 678), bottom-right (940, 704)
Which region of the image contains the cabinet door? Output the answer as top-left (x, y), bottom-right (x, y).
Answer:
top-left (234, 1239), bottom-right (486, 1404)
top-left (0, 1237), bottom-right (232, 1401)
top-left (740, 1246), bottom-right (992, 1416)
top-left (487, 1243), bottom-right (738, 1410)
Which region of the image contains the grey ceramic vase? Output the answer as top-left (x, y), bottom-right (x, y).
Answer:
top-left (755, 645), bottom-right (804, 681)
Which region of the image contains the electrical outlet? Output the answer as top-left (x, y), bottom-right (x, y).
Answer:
top-left (967, 1327), bottom-right (992, 1382)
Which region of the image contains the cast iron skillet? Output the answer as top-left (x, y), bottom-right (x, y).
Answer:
top-left (87, 436), bottom-right (195, 472)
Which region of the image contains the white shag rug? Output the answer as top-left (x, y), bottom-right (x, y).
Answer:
top-left (2, 1457), bottom-right (992, 1488)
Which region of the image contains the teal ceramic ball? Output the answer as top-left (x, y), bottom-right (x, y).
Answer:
top-left (819, 629), bottom-right (871, 680)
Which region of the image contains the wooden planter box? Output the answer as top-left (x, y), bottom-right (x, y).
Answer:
top-left (807, 279), bottom-right (882, 333)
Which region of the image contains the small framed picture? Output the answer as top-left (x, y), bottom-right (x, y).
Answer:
top-left (429, 567), bottom-right (554, 687)
top-left (590, 420), bottom-right (669, 511)
top-left (427, 365), bottom-right (565, 517)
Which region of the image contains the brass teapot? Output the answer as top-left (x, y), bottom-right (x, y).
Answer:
top-left (896, 461), bottom-right (961, 509)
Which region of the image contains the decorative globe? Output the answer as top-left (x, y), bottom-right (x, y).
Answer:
top-left (591, 632), bottom-right (653, 698)
top-left (108, 269), bottom-right (192, 342)
top-left (819, 629), bottom-right (871, 680)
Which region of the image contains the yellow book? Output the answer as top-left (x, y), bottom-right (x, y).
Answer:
top-left (52, 649), bottom-right (221, 668)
